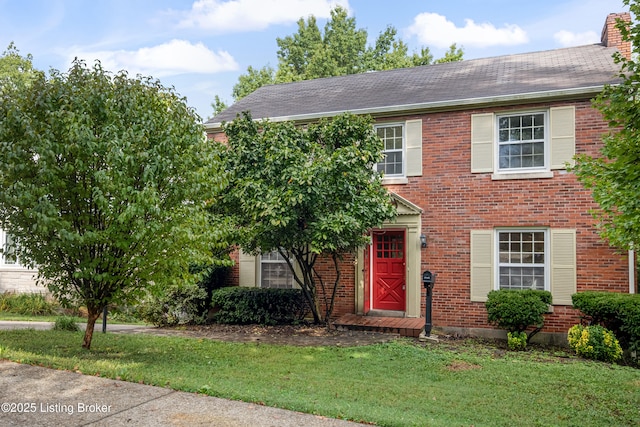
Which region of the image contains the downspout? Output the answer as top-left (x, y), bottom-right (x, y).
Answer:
top-left (630, 250), bottom-right (636, 294)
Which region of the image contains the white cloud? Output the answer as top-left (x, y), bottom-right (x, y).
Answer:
top-left (69, 39), bottom-right (239, 77)
top-left (553, 30), bottom-right (600, 47)
top-left (407, 13), bottom-right (528, 49)
top-left (177, 0), bottom-right (350, 32)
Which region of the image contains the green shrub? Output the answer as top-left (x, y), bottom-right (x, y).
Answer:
top-left (0, 292), bottom-right (10, 311)
top-left (106, 305), bottom-right (142, 323)
top-left (567, 324), bottom-right (623, 363)
top-left (485, 289), bottom-right (552, 347)
top-left (571, 291), bottom-right (640, 353)
top-left (507, 331), bottom-right (528, 351)
top-left (52, 316), bottom-right (80, 332)
top-left (210, 287), bottom-right (310, 325)
top-left (0, 292), bottom-right (57, 316)
top-left (138, 284), bottom-right (209, 327)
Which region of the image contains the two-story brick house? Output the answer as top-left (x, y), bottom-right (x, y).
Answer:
top-left (206, 13), bottom-right (636, 342)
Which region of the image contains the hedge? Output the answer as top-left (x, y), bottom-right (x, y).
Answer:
top-left (210, 287), bottom-right (310, 325)
top-left (572, 291), bottom-right (640, 353)
top-left (485, 289), bottom-right (552, 343)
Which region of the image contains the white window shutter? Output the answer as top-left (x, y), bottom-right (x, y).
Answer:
top-left (470, 230), bottom-right (494, 302)
top-left (550, 106), bottom-right (575, 169)
top-left (550, 229), bottom-right (577, 305)
top-left (471, 113), bottom-right (494, 173)
top-left (405, 119), bottom-right (423, 177)
top-left (238, 249), bottom-right (257, 287)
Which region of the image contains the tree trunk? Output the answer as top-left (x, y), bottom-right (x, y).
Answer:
top-left (82, 308), bottom-right (101, 350)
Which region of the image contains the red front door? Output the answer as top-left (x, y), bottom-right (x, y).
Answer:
top-left (372, 231), bottom-right (406, 311)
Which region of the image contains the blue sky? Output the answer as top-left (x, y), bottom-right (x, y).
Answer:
top-left (0, 0), bottom-right (629, 120)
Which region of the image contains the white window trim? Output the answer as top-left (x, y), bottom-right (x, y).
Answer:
top-left (494, 228), bottom-right (550, 292)
top-left (492, 110), bottom-right (551, 180)
top-left (374, 122), bottom-right (406, 179)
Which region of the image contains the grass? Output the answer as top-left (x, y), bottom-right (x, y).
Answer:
top-left (0, 330), bottom-right (639, 426)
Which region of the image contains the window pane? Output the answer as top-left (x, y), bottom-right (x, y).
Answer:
top-left (498, 231), bottom-right (546, 290)
top-left (497, 113), bottom-right (546, 170)
top-left (376, 125), bottom-right (404, 176)
top-left (2, 233), bottom-right (17, 265)
top-left (260, 250), bottom-right (294, 289)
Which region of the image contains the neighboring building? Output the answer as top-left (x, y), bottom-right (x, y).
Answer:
top-left (0, 229), bottom-right (39, 293)
top-left (206, 13), bottom-right (637, 341)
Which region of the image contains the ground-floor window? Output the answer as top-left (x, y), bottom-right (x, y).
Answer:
top-left (497, 229), bottom-right (547, 291)
top-left (1, 230), bottom-right (18, 266)
top-left (260, 250), bottom-right (294, 289)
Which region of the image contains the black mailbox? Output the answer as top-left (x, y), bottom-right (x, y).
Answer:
top-left (422, 271), bottom-right (435, 288)
top-left (422, 270), bottom-right (436, 337)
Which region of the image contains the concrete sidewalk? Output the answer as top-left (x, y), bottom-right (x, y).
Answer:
top-left (0, 323), bottom-right (369, 427)
top-left (0, 361), bottom-right (367, 427)
top-left (0, 320), bottom-right (153, 332)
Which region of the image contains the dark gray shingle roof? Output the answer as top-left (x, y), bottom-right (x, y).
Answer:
top-left (208, 43), bottom-right (622, 126)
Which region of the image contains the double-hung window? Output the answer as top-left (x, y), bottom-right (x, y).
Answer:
top-left (260, 250), bottom-right (294, 289)
top-left (375, 124), bottom-right (404, 177)
top-left (497, 230), bottom-right (548, 291)
top-left (471, 228), bottom-right (575, 304)
top-left (497, 112), bottom-right (546, 172)
top-left (1, 230), bottom-right (18, 266)
top-left (471, 106), bottom-right (575, 179)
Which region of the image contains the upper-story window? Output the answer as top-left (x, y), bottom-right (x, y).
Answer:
top-left (375, 124), bottom-right (404, 177)
top-left (497, 112), bottom-right (546, 171)
top-left (471, 106), bottom-right (575, 180)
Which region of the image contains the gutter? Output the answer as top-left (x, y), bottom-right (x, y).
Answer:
top-left (204, 85), bottom-right (609, 131)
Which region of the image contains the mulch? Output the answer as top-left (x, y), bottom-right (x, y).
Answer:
top-left (126, 323), bottom-right (402, 347)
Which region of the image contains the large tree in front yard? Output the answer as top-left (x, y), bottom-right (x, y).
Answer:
top-left (219, 112), bottom-right (396, 323)
top-left (572, 4), bottom-right (639, 251)
top-left (0, 60), bottom-right (228, 349)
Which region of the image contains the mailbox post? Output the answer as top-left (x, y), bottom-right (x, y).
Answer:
top-left (422, 271), bottom-right (436, 336)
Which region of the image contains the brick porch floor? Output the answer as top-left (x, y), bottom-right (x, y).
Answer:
top-left (332, 313), bottom-right (425, 338)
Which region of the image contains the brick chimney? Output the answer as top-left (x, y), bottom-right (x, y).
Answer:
top-left (601, 12), bottom-right (632, 60)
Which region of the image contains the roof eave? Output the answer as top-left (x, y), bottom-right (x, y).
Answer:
top-left (204, 85), bottom-right (609, 131)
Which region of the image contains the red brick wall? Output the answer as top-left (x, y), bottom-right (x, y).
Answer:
top-left (210, 98), bottom-right (634, 334)
top-left (312, 253), bottom-right (357, 319)
top-left (383, 100), bottom-right (632, 333)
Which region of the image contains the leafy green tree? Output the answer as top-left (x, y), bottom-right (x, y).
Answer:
top-left (0, 60), bottom-right (229, 349)
top-left (364, 26), bottom-right (416, 71)
top-left (231, 65), bottom-right (276, 101)
top-left (434, 44), bottom-right (464, 64)
top-left (572, 4), bottom-right (639, 251)
top-left (0, 42), bottom-right (38, 92)
top-left (276, 6), bottom-right (368, 81)
top-left (218, 113), bottom-right (396, 323)
top-left (221, 6), bottom-right (464, 103)
top-left (210, 94), bottom-right (228, 118)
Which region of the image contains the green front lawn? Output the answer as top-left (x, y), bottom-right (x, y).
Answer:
top-left (1, 330), bottom-right (638, 426)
